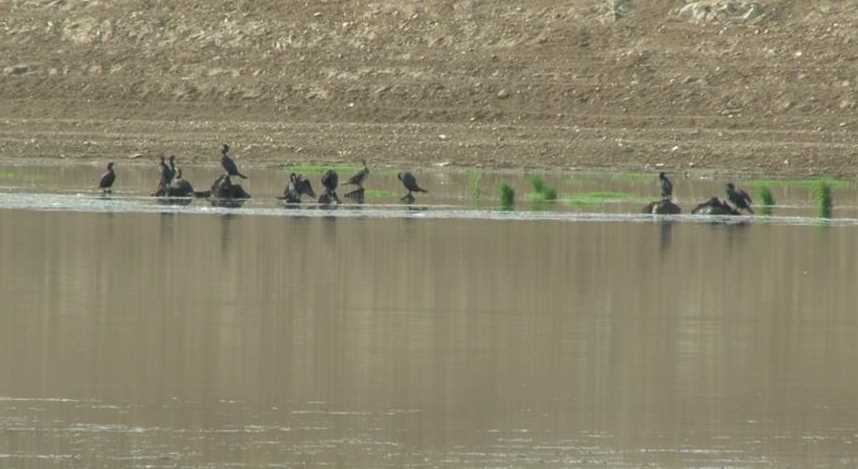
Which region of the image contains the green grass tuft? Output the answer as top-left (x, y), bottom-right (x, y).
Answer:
top-left (813, 181), bottom-right (833, 218)
top-left (364, 189), bottom-right (396, 199)
top-left (528, 175), bottom-right (558, 202)
top-left (468, 171), bottom-right (483, 203)
top-left (499, 183), bottom-right (515, 210)
top-left (562, 191), bottom-right (648, 207)
top-left (748, 178), bottom-right (847, 190)
top-left (756, 185), bottom-right (775, 216)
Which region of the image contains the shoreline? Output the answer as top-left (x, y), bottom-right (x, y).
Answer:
top-left (1, 104), bottom-right (856, 179)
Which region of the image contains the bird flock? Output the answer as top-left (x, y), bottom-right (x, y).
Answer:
top-left (100, 145), bottom-right (759, 215)
top-left (646, 172), bottom-right (754, 216)
top-left (97, 144), bottom-right (428, 206)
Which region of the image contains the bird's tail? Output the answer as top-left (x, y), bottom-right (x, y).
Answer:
top-left (415, 187), bottom-right (428, 193)
top-left (746, 206), bottom-right (754, 214)
top-left (237, 173), bottom-right (248, 179)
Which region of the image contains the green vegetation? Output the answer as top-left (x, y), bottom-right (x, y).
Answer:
top-left (467, 171), bottom-right (483, 203)
top-left (756, 185), bottom-right (775, 216)
top-left (364, 189), bottom-right (396, 199)
top-left (527, 175), bottom-right (558, 202)
top-left (748, 178), bottom-right (848, 190)
top-left (562, 191), bottom-right (645, 207)
top-left (813, 181), bottom-right (833, 218)
top-left (282, 163), bottom-right (361, 175)
top-left (499, 183), bottom-right (515, 210)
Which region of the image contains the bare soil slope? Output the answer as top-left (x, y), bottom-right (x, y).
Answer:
top-left (2, 0), bottom-right (858, 175)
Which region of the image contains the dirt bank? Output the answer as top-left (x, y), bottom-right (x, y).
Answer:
top-left (2, 0), bottom-right (858, 176)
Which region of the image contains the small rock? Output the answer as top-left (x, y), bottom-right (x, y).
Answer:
top-left (128, 153), bottom-right (143, 160)
top-left (497, 89), bottom-right (510, 99)
top-left (438, 134), bottom-right (448, 141)
top-left (313, 11), bottom-right (322, 17)
top-left (3, 64), bottom-right (32, 75)
top-left (671, 145), bottom-right (680, 152)
top-left (435, 161), bottom-right (451, 167)
top-left (655, 163), bottom-right (665, 168)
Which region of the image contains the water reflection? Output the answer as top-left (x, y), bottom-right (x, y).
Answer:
top-left (1, 197), bottom-right (858, 468)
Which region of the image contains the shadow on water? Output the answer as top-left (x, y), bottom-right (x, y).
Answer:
top-left (218, 213), bottom-right (238, 255)
top-left (659, 221), bottom-right (673, 253)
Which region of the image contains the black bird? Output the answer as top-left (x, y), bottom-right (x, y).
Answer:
top-left (220, 144), bottom-right (248, 179)
top-left (726, 183), bottom-right (753, 214)
top-left (319, 169), bottom-right (341, 204)
top-left (169, 168), bottom-right (194, 197)
top-left (344, 187), bottom-right (365, 204)
top-left (281, 173), bottom-right (316, 203)
top-left (99, 162), bottom-right (116, 193)
top-left (158, 155), bottom-right (174, 192)
top-left (659, 172), bottom-right (673, 199)
top-left (345, 160), bottom-right (369, 188)
top-left (321, 169), bottom-right (339, 193)
top-left (169, 155), bottom-right (176, 176)
top-left (398, 171), bottom-right (426, 202)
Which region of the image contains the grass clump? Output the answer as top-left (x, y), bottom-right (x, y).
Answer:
top-left (468, 171), bottom-right (483, 203)
top-left (562, 191), bottom-right (643, 207)
top-left (364, 189), bottom-right (396, 199)
top-left (749, 178), bottom-right (847, 190)
top-left (499, 183), bottom-right (515, 210)
top-left (756, 185), bottom-right (775, 216)
top-left (813, 181), bottom-right (833, 218)
top-left (527, 175), bottom-right (558, 201)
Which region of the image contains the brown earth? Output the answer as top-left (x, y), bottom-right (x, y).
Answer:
top-left (1, 0), bottom-right (858, 176)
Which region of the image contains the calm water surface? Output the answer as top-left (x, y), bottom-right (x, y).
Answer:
top-left (2, 164), bottom-right (858, 468)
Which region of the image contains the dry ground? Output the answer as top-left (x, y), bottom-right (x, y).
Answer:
top-left (2, 0), bottom-right (858, 176)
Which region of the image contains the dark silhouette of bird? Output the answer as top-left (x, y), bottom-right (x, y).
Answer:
top-left (659, 172), bottom-right (673, 199)
top-left (321, 169), bottom-right (338, 192)
top-left (726, 183), bottom-right (753, 213)
top-left (169, 155), bottom-right (176, 176)
top-left (691, 197), bottom-right (740, 215)
top-left (169, 168), bottom-right (194, 196)
top-left (220, 144), bottom-right (248, 179)
top-left (345, 160), bottom-right (369, 188)
top-left (344, 187), bottom-right (365, 204)
top-left (99, 162), bottom-right (116, 193)
top-left (158, 155), bottom-right (174, 192)
top-left (319, 169), bottom-right (341, 204)
top-left (398, 172), bottom-right (426, 202)
top-left (280, 173), bottom-right (316, 203)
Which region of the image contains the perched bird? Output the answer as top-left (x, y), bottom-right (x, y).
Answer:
top-left (659, 172), bottom-right (673, 199)
top-left (321, 169), bottom-right (339, 193)
top-left (726, 183), bottom-right (753, 214)
top-left (158, 155), bottom-right (174, 191)
top-left (398, 171), bottom-right (427, 202)
top-left (344, 187), bottom-right (365, 204)
top-left (169, 168), bottom-right (194, 197)
top-left (281, 173), bottom-right (316, 203)
top-left (99, 162), bottom-right (116, 193)
top-left (319, 169), bottom-right (340, 204)
top-left (345, 160), bottom-right (369, 188)
top-left (220, 144), bottom-right (248, 179)
top-left (691, 197), bottom-right (740, 216)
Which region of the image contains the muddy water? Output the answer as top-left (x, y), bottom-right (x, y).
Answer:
top-left (2, 164), bottom-right (858, 468)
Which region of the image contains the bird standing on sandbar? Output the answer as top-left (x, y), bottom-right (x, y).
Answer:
top-left (319, 169), bottom-right (341, 204)
top-left (99, 162), bottom-right (116, 194)
top-left (220, 144), bottom-right (248, 179)
top-left (659, 172), bottom-right (673, 199)
top-left (726, 183), bottom-right (753, 214)
top-left (398, 171), bottom-right (426, 203)
top-left (345, 160), bottom-right (370, 188)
